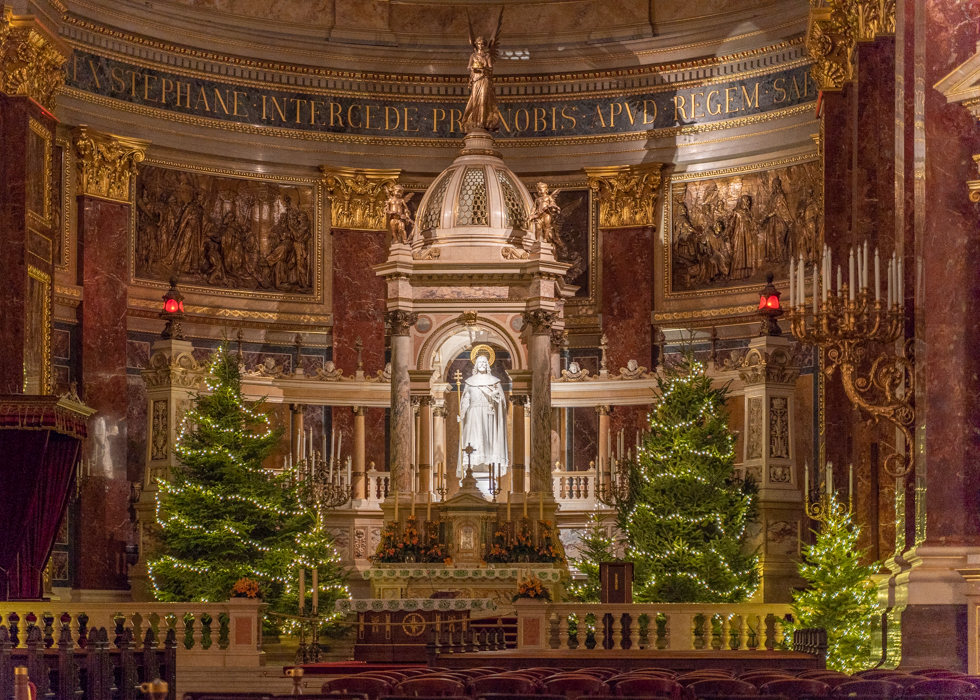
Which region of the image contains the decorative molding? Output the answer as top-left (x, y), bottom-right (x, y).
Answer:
top-left (585, 163), bottom-right (663, 229)
top-left (0, 8), bottom-right (68, 110)
top-left (128, 296), bottom-right (331, 325)
top-left (522, 309), bottom-right (559, 335)
top-left (736, 346), bottom-right (801, 386)
top-left (806, 0), bottom-right (895, 92)
top-left (386, 309), bottom-right (419, 336)
top-left (71, 126), bottom-right (148, 203)
top-left (141, 346), bottom-right (206, 389)
top-left (321, 167), bottom-right (400, 231)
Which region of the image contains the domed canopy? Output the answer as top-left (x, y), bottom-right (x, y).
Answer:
top-left (414, 131), bottom-right (534, 254)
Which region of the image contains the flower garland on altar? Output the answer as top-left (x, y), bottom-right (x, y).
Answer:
top-left (372, 516), bottom-right (449, 564)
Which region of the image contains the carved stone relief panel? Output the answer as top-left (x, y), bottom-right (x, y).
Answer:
top-left (354, 528), bottom-right (367, 559)
top-left (667, 159), bottom-right (821, 295)
top-left (150, 399), bottom-right (169, 460)
top-left (769, 396), bottom-right (790, 459)
top-left (134, 164), bottom-right (318, 296)
top-left (747, 397), bottom-right (763, 460)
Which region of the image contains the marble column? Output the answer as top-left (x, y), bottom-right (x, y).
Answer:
top-left (510, 395), bottom-right (527, 493)
top-left (0, 14), bottom-right (66, 397)
top-left (432, 405), bottom-right (449, 494)
top-left (523, 310), bottom-right (557, 494)
top-left (417, 397), bottom-right (432, 495)
top-left (596, 405), bottom-right (612, 490)
top-left (73, 126), bottom-right (148, 595)
top-left (387, 310), bottom-right (417, 491)
top-left (290, 404), bottom-right (305, 464)
top-left (352, 406), bottom-right (367, 500)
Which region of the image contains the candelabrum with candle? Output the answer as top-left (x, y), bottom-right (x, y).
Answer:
top-left (596, 459), bottom-right (631, 507)
top-left (788, 244), bottom-right (915, 477)
top-left (487, 463), bottom-right (502, 502)
top-left (301, 452), bottom-right (353, 514)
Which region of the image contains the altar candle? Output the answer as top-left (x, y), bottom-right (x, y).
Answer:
top-left (897, 256), bottom-right (903, 307)
top-left (507, 490), bottom-right (512, 522)
top-left (826, 461), bottom-right (834, 496)
top-left (848, 247), bottom-right (855, 301)
top-left (336, 432), bottom-right (343, 462)
top-left (322, 434), bottom-right (327, 466)
top-left (330, 428), bottom-right (335, 464)
top-left (837, 265), bottom-right (842, 298)
top-left (874, 249), bottom-right (881, 302)
top-left (427, 490), bottom-right (432, 521)
top-left (812, 264), bottom-right (818, 315)
top-left (789, 258), bottom-right (795, 308)
top-left (863, 241), bottom-right (869, 290)
top-left (312, 568), bottom-right (318, 613)
top-left (347, 456), bottom-right (352, 486)
top-left (299, 569), bottom-right (305, 614)
top-left (797, 255), bottom-right (804, 307)
top-left (539, 490), bottom-right (544, 521)
top-left (849, 463), bottom-right (854, 506)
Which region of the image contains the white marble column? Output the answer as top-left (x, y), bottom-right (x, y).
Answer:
top-left (596, 405), bottom-right (612, 490)
top-left (524, 309), bottom-right (558, 493)
top-left (387, 310), bottom-right (417, 491)
top-left (352, 406), bottom-right (367, 500)
top-left (432, 404), bottom-right (449, 494)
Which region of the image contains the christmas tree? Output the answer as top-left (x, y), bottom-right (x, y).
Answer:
top-left (568, 513), bottom-right (616, 602)
top-left (149, 346), bottom-right (348, 631)
top-left (788, 498), bottom-right (880, 673)
top-left (621, 354), bottom-right (759, 603)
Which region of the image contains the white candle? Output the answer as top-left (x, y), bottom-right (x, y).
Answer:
top-left (798, 255), bottom-right (805, 307)
top-left (837, 265), bottom-right (842, 297)
top-left (874, 249), bottom-right (880, 302)
top-left (820, 252), bottom-right (827, 303)
top-left (330, 428), bottom-right (335, 463)
top-left (848, 248), bottom-right (855, 301)
top-left (347, 456), bottom-right (352, 486)
top-left (897, 256), bottom-right (903, 307)
top-left (863, 241), bottom-right (869, 290)
top-left (336, 432), bottom-right (343, 461)
top-left (812, 264), bottom-right (818, 315)
top-left (849, 463), bottom-right (854, 505)
top-left (507, 491), bottom-right (512, 521)
top-left (826, 461), bottom-right (833, 496)
top-left (411, 487), bottom-right (416, 517)
top-left (789, 258), bottom-right (795, 308)
top-left (804, 460), bottom-right (809, 499)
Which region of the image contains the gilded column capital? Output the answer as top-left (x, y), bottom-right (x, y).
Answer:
top-left (351, 405), bottom-right (367, 417)
top-left (0, 8), bottom-right (69, 110)
top-left (522, 309), bottom-right (558, 335)
top-left (386, 309), bottom-right (418, 336)
top-left (584, 163), bottom-right (663, 229)
top-left (432, 405), bottom-right (448, 418)
top-left (806, 1), bottom-right (894, 92)
top-left (321, 166), bottom-right (401, 231)
top-left (595, 405), bottom-right (612, 416)
top-left (71, 126), bottom-right (149, 203)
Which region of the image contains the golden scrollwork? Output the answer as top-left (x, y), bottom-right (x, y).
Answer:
top-left (0, 8), bottom-right (69, 110)
top-left (71, 126), bottom-right (149, 203)
top-left (321, 167), bottom-right (401, 231)
top-left (806, 0), bottom-right (895, 92)
top-left (585, 163), bottom-right (663, 229)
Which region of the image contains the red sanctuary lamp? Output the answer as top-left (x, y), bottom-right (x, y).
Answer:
top-left (757, 271), bottom-right (783, 337)
top-left (160, 277), bottom-right (185, 340)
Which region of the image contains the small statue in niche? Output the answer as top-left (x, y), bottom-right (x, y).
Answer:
top-left (385, 184), bottom-right (416, 245)
top-left (530, 182), bottom-right (562, 244)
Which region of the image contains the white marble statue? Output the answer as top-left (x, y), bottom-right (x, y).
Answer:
top-left (457, 354), bottom-right (509, 469)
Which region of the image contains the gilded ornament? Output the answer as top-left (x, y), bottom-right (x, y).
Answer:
top-left (556, 362), bottom-right (595, 383)
top-left (461, 10), bottom-right (504, 133)
top-left (806, 0), bottom-right (894, 92)
top-left (71, 126), bottom-right (148, 203)
top-left (0, 8), bottom-right (68, 110)
top-left (616, 359), bottom-right (650, 381)
top-left (585, 163), bottom-right (663, 229)
top-left (322, 167), bottom-right (400, 232)
top-left (500, 246), bottom-right (529, 260)
top-left (385, 184), bottom-right (416, 244)
top-left (313, 361), bottom-right (351, 382)
top-left (529, 183), bottom-right (561, 244)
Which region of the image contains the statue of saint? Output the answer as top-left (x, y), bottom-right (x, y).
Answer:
top-left (385, 184), bottom-right (416, 245)
top-left (530, 182), bottom-right (562, 243)
top-left (457, 348), bottom-right (508, 469)
top-left (461, 10), bottom-right (504, 133)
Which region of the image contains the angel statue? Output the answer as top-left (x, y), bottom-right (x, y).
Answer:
top-left (385, 184), bottom-right (416, 245)
top-left (461, 10), bottom-right (504, 133)
top-left (529, 182), bottom-right (562, 243)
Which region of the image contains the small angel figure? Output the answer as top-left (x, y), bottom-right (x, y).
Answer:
top-left (461, 10), bottom-right (504, 133)
top-left (385, 184), bottom-right (416, 245)
top-left (529, 182), bottom-right (562, 243)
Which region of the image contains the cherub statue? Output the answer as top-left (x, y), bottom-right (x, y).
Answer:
top-left (385, 184), bottom-right (416, 245)
top-left (461, 10), bottom-right (504, 133)
top-left (529, 182), bottom-right (562, 243)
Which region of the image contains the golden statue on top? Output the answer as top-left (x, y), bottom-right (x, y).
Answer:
top-left (461, 10), bottom-right (504, 133)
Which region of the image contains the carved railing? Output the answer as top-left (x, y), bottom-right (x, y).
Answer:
top-left (516, 602), bottom-right (794, 652)
top-left (0, 600), bottom-right (264, 668)
top-left (365, 470), bottom-right (391, 503)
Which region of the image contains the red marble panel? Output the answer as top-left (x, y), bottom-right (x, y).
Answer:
top-left (921, 0), bottom-right (980, 545)
top-left (332, 228), bottom-right (388, 466)
top-left (77, 195), bottom-right (134, 590)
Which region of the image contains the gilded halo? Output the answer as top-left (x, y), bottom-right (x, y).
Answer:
top-left (470, 344), bottom-right (496, 366)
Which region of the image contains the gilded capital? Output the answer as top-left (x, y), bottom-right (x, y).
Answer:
top-left (321, 166), bottom-right (401, 231)
top-left (386, 309), bottom-right (418, 336)
top-left (0, 8), bottom-right (69, 110)
top-left (585, 163), bottom-right (663, 229)
top-left (72, 126), bottom-right (149, 203)
top-left (806, 1), bottom-right (894, 92)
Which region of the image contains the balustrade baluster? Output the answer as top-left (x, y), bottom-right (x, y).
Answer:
top-left (0, 626), bottom-right (11, 700)
top-left (25, 626), bottom-right (48, 698)
top-left (719, 613), bottom-right (729, 650)
top-left (738, 615), bottom-right (749, 650)
top-left (772, 615), bottom-right (785, 650)
top-left (611, 613), bottom-right (623, 650)
top-left (628, 613), bottom-right (640, 650)
top-left (143, 628), bottom-right (160, 682)
top-left (558, 614), bottom-right (571, 649)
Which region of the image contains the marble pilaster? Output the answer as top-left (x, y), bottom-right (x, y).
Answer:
top-left (417, 397), bottom-right (432, 495)
top-left (387, 309), bottom-right (417, 491)
top-left (351, 406), bottom-right (367, 500)
top-left (524, 309), bottom-right (557, 494)
top-left (510, 395), bottom-right (527, 493)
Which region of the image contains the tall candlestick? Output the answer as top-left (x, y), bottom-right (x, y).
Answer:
top-left (299, 568), bottom-right (305, 614)
top-left (523, 489), bottom-right (528, 518)
top-left (874, 249), bottom-right (880, 301)
top-left (897, 256), bottom-right (903, 307)
top-left (411, 483), bottom-right (416, 517)
top-left (848, 248), bottom-right (855, 301)
top-left (427, 490), bottom-right (432, 521)
top-left (336, 432), bottom-right (342, 461)
top-left (507, 490), bottom-right (512, 521)
top-left (330, 429), bottom-right (335, 465)
top-left (312, 568), bottom-right (318, 613)
top-left (812, 264), bottom-right (818, 314)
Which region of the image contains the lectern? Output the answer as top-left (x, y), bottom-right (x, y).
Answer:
top-left (600, 561), bottom-right (633, 604)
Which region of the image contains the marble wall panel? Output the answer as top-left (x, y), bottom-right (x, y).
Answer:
top-left (127, 376), bottom-right (147, 484)
top-left (571, 407), bottom-right (598, 472)
top-left (601, 225), bottom-right (652, 372)
top-left (554, 189), bottom-right (592, 299)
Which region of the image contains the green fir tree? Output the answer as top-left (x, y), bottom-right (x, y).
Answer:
top-left (621, 354), bottom-right (759, 603)
top-left (568, 513), bottom-right (617, 602)
top-left (788, 498), bottom-right (880, 673)
top-left (149, 346), bottom-right (348, 631)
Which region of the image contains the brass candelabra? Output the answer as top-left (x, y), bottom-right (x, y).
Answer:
top-left (788, 245), bottom-right (914, 478)
top-left (595, 459), bottom-right (631, 507)
top-left (300, 452), bottom-right (353, 514)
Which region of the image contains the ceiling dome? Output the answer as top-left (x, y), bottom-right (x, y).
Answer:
top-left (413, 130), bottom-right (534, 259)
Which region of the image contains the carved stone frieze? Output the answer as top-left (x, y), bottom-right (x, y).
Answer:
top-left (72, 126), bottom-right (148, 203)
top-left (616, 359), bottom-right (650, 380)
top-left (322, 166), bottom-right (400, 231)
top-left (141, 348), bottom-right (206, 389)
top-left (386, 309), bottom-right (419, 336)
top-left (522, 309), bottom-right (559, 334)
top-left (556, 361), bottom-right (595, 382)
top-left (585, 163), bottom-right (663, 229)
top-left (313, 360), bottom-right (351, 381)
top-left (150, 399), bottom-right (169, 460)
top-left (736, 346), bottom-right (801, 386)
top-left (0, 9), bottom-right (68, 110)
top-left (501, 246), bottom-right (529, 260)
top-left (412, 247), bottom-right (440, 260)
top-left (770, 396), bottom-right (791, 460)
top-left (747, 397), bottom-right (763, 460)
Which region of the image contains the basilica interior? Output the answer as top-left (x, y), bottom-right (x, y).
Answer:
top-left (1, 0), bottom-right (979, 693)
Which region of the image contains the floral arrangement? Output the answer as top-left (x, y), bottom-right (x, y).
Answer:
top-left (512, 575), bottom-right (552, 602)
top-left (483, 528), bottom-right (513, 564)
top-left (372, 517), bottom-right (448, 564)
top-left (231, 577), bottom-right (260, 599)
top-left (536, 520), bottom-right (565, 564)
top-left (482, 519), bottom-right (566, 565)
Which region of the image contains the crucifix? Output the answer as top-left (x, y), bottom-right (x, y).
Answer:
top-left (464, 443), bottom-right (475, 474)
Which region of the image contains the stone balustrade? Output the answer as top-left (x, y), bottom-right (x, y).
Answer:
top-left (0, 600), bottom-right (265, 668)
top-left (553, 469), bottom-right (597, 508)
top-left (515, 601), bottom-right (794, 652)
